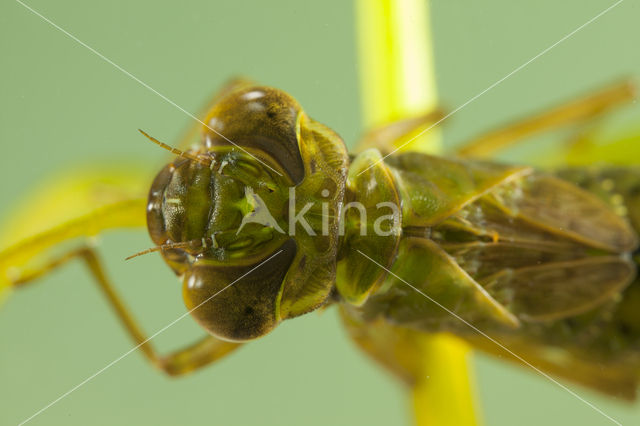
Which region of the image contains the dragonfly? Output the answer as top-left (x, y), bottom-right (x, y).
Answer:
top-left (2, 75), bottom-right (640, 415)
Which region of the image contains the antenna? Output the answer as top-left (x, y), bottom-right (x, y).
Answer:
top-left (125, 241), bottom-right (191, 261)
top-left (138, 129), bottom-right (211, 166)
top-left (125, 235), bottom-right (217, 261)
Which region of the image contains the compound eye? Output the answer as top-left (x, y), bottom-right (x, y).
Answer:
top-left (182, 239), bottom-right (296, 341)
top-left (203, 87), bottom-right (305, 184)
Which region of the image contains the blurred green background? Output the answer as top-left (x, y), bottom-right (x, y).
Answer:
top-left (2, 1), bottom-right (640, 425)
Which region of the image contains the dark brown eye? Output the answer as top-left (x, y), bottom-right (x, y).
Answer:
top-left (203, 87), bottom-right (305, 184)
top-left (181, 239), bottom-right (297, 341)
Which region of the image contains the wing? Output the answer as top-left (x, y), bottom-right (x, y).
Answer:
top-left (357, 236), bottom-right (519, 331)
top-left (482, 256), bottom-right (634, 322)
top-left (463, 328), bottom-right (640, 400)
top-left (431, 170), bottom-right (638, 322)
top-left (385, 152), bottom-right (530, 227)
top-left (490, 173), bottom-right (637, 252)
top-left (427, 165), bottom-right (640, 398)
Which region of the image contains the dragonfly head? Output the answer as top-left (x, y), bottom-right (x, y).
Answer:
top-left (145, 84), bottom-right (349, 341)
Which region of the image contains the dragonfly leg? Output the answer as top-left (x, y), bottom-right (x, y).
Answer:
top-left (11, 246), bottom-right (242, 376)
top-left (355, 109), bottom-right (444, 154)
top-left (455, 80), bottom-right (635, 158)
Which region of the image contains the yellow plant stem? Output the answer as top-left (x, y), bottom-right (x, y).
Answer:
top-left (412, 334), bottom-right (479, 426)
top-left (356, 1), bottom-right (480, 425)
top-left (356, 0), bottom-right (440, 153)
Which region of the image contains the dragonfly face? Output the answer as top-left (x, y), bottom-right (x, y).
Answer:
top-left (145, 85), bottom-right (349, 341)
top-left (146, 147), bottom-right (297, 340)
top-left (146, 151), bottom-right (291, 267)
